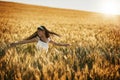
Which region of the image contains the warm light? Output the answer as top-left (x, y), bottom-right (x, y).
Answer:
top-left (100, 1), bottom-right (119, 15)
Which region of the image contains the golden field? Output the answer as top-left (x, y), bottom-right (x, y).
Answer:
top-left (0, 1), bottom-right (120, 80)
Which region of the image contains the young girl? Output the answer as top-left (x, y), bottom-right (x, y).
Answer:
top-left (9, 26), bottom-right (70, 52)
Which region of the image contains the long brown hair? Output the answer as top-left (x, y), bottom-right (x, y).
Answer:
top-left (25, 26), bottom-right (60, 40)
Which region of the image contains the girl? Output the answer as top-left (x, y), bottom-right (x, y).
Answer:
top-left (9, 26), bottom-right (70, 52)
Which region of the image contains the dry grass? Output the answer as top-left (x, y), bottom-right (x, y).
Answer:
top-left (0, 1), bottom-right (120, 80)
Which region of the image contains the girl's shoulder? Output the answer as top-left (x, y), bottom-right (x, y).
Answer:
top-left (36, 36), bottom-right (40, 41)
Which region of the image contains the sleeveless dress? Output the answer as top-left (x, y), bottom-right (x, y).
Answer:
top-left (36, 37), bottom-right (51, 53)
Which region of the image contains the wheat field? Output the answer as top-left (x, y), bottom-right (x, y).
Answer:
top-left (0, 1), bottom-right (120, 80)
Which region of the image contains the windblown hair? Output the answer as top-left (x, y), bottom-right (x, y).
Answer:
top-left (25, 26), bottom-right (60, 40)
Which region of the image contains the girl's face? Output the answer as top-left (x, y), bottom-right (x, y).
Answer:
top-left (37, 30), bottom-right (45, 37)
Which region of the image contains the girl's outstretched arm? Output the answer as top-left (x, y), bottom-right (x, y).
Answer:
top-left (49, 40), bottom-right (71, 47)
top-left (2, 37), bottom-right (38, 55)
top-left (9, 37), bottom-right (38, 47)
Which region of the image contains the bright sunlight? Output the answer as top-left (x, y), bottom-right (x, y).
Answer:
top-left (100, 1), bottom-right (119, 15)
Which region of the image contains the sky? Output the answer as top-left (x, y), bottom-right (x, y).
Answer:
top-left (2, 0), bottom-right (120, 15)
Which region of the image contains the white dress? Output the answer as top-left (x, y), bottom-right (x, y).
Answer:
top-left (36, 37), bottom-right (51, 53)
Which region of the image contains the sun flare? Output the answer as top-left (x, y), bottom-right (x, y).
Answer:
top-left (100, 1), bottom-right (119, 15)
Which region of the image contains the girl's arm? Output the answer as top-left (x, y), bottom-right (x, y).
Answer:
top-left (2, 37), bottom-right (38, 54)
top-left (9, 37), bottom-right (38, 47)
top-left (49, 40), bottom-right (70, 46)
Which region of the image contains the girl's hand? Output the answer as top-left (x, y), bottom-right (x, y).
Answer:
top-left (64, 44), bottom-right (71, 47)
top-left (9, 42), bottom-right (17, 47)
